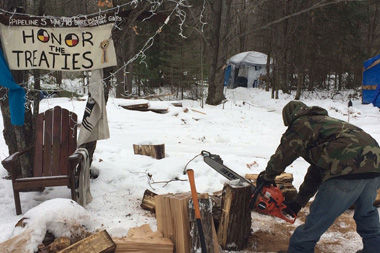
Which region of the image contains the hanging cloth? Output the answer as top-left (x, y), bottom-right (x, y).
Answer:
top-left (77, 69), bottom-right (110, 147)
top-left (75, 147), bottom-right (93, 207)
top-left (0, 48), bottom-right (25, 125)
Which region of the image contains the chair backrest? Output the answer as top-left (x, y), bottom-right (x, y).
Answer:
top-left (33, 106), bottom-right (77, 177)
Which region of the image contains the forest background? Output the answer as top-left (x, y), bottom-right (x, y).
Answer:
top-left (0, 0), bottom-right (379, 178)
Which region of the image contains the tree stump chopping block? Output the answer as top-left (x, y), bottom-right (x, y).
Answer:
top-left (217, 183), bottom-right (252, 251)
top-left (133, 144), bottom-right (165, 159)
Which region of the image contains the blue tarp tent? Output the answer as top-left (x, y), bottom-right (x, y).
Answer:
top-left (225, 51), bottom-right (271, 89)
top-left (363, 54), bottom-right (380, 107)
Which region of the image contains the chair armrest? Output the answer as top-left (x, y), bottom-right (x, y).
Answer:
top-left (67, 149), bottom-right (89, 190)
top-left (1, 146), bottom-right (33, 175)
top-left (68, 148), bottom-right (89, 172)
top-left (68, 152), bottom-right (84, 165)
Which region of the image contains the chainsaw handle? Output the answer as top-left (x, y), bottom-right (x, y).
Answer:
top-left (250, 181), bottom-right (265, 209)
top-left (279, 207), bottom-right (297, 224)
top-left (201, 150), bottom-right (211, 157)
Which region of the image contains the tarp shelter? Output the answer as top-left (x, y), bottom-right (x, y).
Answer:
top-left (225, 51), bottom-right (271, 89)
top-left (363, 54), bottom-right (380, 107)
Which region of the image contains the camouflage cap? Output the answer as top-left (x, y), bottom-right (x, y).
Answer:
top-left (282, 101), bottom-right (307, 126)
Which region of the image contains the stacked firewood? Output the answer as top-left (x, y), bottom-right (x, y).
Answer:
top-left (245, 172), bottom-right (298, 201)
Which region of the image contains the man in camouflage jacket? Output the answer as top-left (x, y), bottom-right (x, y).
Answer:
top-left (257, 101), bottom-right (380, 253)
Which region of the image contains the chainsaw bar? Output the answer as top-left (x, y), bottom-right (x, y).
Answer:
top-left (200, 150), bottom-right (296, 224)
top-left (201, 150), bottom-right (254, 190)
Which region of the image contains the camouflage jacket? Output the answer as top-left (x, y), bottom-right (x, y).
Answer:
top-left (264, 104), bottom-right (380, 206)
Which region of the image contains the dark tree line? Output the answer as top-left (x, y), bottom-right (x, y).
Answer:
top-left (126, 0), bottom-right (380, 103)
top-left (255, 0), bottom-right (380, 99)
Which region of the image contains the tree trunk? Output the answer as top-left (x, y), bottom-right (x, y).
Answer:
top-left (238, 0), bottom-right (246, 52)
top-left (126, 32), bottom-right (135, 95)
top-left (114, 31), bottom-right (126, 98)
top-left (0, 70), bottom-right (33, 177)
top-left (265, 50), bottom-right (271, 91)
top-left (113, 1), bottom-right (149, 98)
top-left (32, 69), bottom-right (41, 120)
top-left (366, 2), bottom-right (379, 57)
top-left (0, 0), bottom-right (32, 177)
top-left (103, 67), bottom-right (113, 103)
top-left (295, 71), bottom-right (302, 100)
top-left (205, 0), bottom-right (231, 105)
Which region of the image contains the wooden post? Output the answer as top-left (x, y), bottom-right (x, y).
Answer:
top-left (217, 183), bottom-right (251, 251)
top-left (133, 144), bottom-right (165, 159)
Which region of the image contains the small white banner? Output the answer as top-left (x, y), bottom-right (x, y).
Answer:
top-left (0, 23), bottom-right (117, 71)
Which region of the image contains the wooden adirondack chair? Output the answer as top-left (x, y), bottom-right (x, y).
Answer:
top-left (2, 106), bottom-right (86, 215)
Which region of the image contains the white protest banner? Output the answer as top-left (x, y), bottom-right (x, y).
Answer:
top-left (0, 23), bottom-right (117, 71)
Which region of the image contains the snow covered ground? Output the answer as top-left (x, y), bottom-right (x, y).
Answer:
top-left (0, 86), bottom-right (379, 252)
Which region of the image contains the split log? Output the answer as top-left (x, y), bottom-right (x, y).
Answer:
top-left (189, 198), bottom-right (220, 253)
top-left (120, 101), bottom-right (169, 114)
top-left (113, 224), bottom-right (173, 253)
top-left (0, 228), bottom-right (33, 252)
top-left (149, 108), bottom-right (169, 114)
top-left (245, 172), bottom-right (297, 201)
top-left (121, 103), bottom-right (149, 111)
top-left (133, 144), bottom-right (165, 159)
top-left (141, 189), bottom-right (157, 213)
top-left (155, 192), bottom-right (193, 253)
top-left (190, 109), bottom-right (207, 115)
top-left (58, 230), bottom-right (115, 253)
top-left (210, 192), bottom-right (223, 229)
top-left (121, 93), bottom-right (174, 100)
top-left (155, 192), bottom-right (209, 253)
top-left (44, 237), bottom-right (71, 252)
top-left (217, 183), bottom-right (252, 251)
top-left (171, 102), bottom-right (183, 107)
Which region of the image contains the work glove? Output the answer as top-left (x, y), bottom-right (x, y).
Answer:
top-left (256, 171), bottom-right (275, 187)
top-left (283, 201), bottom-right (301, 218)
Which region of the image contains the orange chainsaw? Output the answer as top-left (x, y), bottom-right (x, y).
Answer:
top-left (201, 150), bottom-right (296, 224)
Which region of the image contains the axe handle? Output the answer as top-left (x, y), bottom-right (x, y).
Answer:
top-left (187, 169), bottom-right (207, 253)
